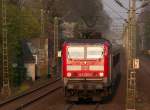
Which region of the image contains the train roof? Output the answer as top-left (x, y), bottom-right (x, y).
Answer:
top-left (63, 39), bottom-right (122, 54)
top-left (64, 39), bottom-right (111, 45)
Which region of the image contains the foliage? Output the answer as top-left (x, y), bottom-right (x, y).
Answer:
top-left (12, 41), bottom-right (27, 87)
top-left (0, 2), bottom-right (41, 87)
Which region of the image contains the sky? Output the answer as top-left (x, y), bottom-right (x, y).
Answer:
top-left (102, 0), bottom-right (142, 33)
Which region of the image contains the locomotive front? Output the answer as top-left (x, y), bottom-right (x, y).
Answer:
top-left (62, 40), bottom-right (111, 101)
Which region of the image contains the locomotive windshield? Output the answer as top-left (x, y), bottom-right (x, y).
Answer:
top-left (67, 47), bottom-right (84, 59)
top-left (87, 46), bottom-right (104, 59)
top-left (67, 46), bottom-right (104, 59)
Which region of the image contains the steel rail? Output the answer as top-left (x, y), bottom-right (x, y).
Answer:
top-left (0, 78), bottom-right (61, 107)
top-left (64, 103), bottom-right (75, 110)
top-left (16, 86), bottom-right (62, 110)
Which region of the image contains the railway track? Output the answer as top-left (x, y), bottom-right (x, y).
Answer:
top-left (140, 55), bottom-right (150, 77)
top-left (0, 78), bottom-right (62, 110)
top-left (65, 103), bottom-right (74, 110)
top-left (64, 102), bottom-right (104, 110)
top-left (135, 55), bottom-right (150, 110)
top-left (16, 86), bottom-right (62, 110)
top-left (94, 103), bottom-right (101, 110)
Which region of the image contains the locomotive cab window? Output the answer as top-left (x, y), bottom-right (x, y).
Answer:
top-left (86, 46), bottom-right (104, 59)
top-left (67, 47), bottom-right (84, 59)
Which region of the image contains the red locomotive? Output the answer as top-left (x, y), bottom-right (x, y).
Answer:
top-left (61, 39), bottom-right (121, 101)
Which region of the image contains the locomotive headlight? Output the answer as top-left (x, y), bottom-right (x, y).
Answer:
top-left (99, 72), bottom-right (104, 77)
top-left (67, 72), bottom-right (72, 77)
top-left (89, 65), bottom-right (104, 71)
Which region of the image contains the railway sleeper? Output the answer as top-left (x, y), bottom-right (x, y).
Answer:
top-left (65, 89), bottom-right (110, 102)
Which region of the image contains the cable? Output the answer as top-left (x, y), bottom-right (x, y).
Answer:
top-left (104, 1), bottom-right (125, 19)
top-left (103, 1), bottom-right (126, 20)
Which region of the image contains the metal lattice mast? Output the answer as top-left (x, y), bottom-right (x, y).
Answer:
top-left (53, 17), bottom-right (59, 78)
top-left (39, 8), bottom-right (45, 55)
top-left (1, 0), bottom-right (11, 96)
top-left (38, 0), bottom-right (45, 77)
top-left (126, 0), bottom-right (137, 109)
top-left (41, 9), bottom-right (44, 38)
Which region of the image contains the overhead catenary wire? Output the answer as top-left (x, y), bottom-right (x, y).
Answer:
top-left (103, 0), bottom-right (127, 21)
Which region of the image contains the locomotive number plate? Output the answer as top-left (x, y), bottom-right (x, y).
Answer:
top-left (78, 73), bottom-right (93, 77)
